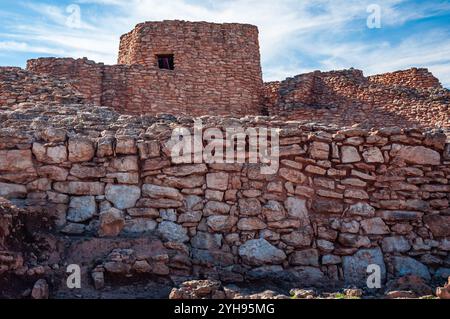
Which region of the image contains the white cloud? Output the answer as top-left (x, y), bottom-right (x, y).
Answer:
top-left (0, 0), bottom-right (449, 87)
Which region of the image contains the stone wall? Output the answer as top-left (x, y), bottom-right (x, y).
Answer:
top-left (368, 68), bottom-right (442, 90)
top-left (1, 103), bottom-right (449, 287)
top-left (25, 20), bottom-right (264, 117)
top-left (265, 68), bottom-right (449, 130)
top-left (0, 67), bottom-right (86, 108)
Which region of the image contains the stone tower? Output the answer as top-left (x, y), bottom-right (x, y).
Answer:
top-left (118, 20), bottom-right (264, 115)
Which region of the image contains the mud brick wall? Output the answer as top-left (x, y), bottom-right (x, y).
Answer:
top-left (266, 69), bottom-right (449, 130)
top-left (1, 103), bottom-right (449, 287)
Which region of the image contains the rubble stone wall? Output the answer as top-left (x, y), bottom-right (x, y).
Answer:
top-left (265, 69), bottom-right (449, 130)
top-left (1, 103), bottom-right (449, 286)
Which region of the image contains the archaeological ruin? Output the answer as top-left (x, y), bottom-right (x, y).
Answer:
top-left (0, 20), bottom-right (449, 299)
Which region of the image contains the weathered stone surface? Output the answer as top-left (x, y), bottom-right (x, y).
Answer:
top-left (137, 198), bottom-right (183, 208)
top-left (312, 199), bottom-right (343, 214)
top-left (68, 138), bottom-right (95, 163)
top-left (70, 164), bottom-right (106, 179)
top-left (0, 182), bottom-right (27, 198)
top-left (347, 203), bottom-right (375, 217)
top-left (382, 236), bottom-right (411, 253)
top-left (142, 184), bottom-right (183, 200)
top-left (164, 175), bottom-right (205, 188)
top-left (32, 143), bottom-right (67, 164)
top-left (285, 197), bottom-right (310, 226)
top-left (67, 196), bottom-right (96, 223)
top-left (110, 156), bottom-right (139, 172)
top-left (239, 198), bottom-right (262, 216)
top-left (309, 142), bottom-right (329, 160)
top-left (342, 248), bottom-right (386, 286)
top-left (239, 239), bottom-right (286, 266)
top-left (0, 150), bottom-right (34, 171)
top-left (423, 215), bottom-right (450, 237)
top-left (204, 201), bottom-right (230, 216)
top-left (289, 249), bottom-right (319, 267)
top-left (361, 217), bottom-right (390, 235)
top-left (206, 172), bottom-right (229, 191)
top-left (394, 145), bottom-right (441, 165)
top-left (391, 256), bottom-right (431, 281)
top-left (341, 146), bottom-right (361, 163)
top-left (281, 229), bottom-right (312, 247)
top-left (105, 185), bottom-right (141, 210)
top-left (54, 182), bottom-right (105, 195)
top-left (157, 221), bottom-right (189, 243)
top-left (123, 218), bottom-right (157, 233)
top-left (207, 215), bottom-right (238, 232)
top-left (98, 208), bottom-right (125, 237)
top-left (338, 234), bottom-right (371, 248)
top-left (191, 232), bottom-right (222, 250)
top-left (37, 166), bottom-right (68, 181)
top-left (237, 218), bottom-right (267, 231)
top-left (377, 210), bottom-right (423, 222)
top-left (163, 164), bottom-right (208, 177)
top-left (262, 201), bottom-right (286, 222)
top-left (279, 168), bottom-right (306, 184)
top-left (362, 147), bottom-right (384, 163)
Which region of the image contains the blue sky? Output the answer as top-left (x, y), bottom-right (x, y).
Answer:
top-left (1, 0), bottom-right (450, 87)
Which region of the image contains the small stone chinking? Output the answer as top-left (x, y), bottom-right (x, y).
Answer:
top-left (0, 102), bottom-right (449, 298)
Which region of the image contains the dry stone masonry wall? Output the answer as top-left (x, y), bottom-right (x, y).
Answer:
top-left (1, 103), bottom-right (449, 287)
top-left (265, 68), bottom-right (449, 130)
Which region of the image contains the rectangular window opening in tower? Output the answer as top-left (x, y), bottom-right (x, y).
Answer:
top-left (157, 54), bottom-right (174, 70)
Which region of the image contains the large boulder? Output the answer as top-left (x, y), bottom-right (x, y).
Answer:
top-left (239, 239), bottom-right (286, 266)
top-left (342, 248), bottom-right (386, 286)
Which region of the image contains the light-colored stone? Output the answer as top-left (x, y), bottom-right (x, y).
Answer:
top-left (105, 185), bottom-right (141, 209)
top-left (285, 197), bottom-right (310, 226)
top-left (362, 147), bottom-right (384, 163)
top-left (206, 172), bottom-right (229, 191)
top-left (393, 145), bottom-right (441, 165)
top-left (207, 215), bottom-right (238, 232)
top-left (142, 184), bottom-right (183, 200)
top-left (341, 146), bottom-right (361, 163)
top-left (237, 218), bottom-right (267, 231)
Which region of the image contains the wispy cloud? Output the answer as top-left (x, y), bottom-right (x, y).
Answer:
top-left (0, 0), bottom-right (449, 87)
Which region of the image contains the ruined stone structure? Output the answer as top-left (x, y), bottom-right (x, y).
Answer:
top-left (0, 20), bottom-right (449, 298)
top-left (26, 21), bottom-right (263, 117)
top-left (0, 103), bottom-right (449, 296)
